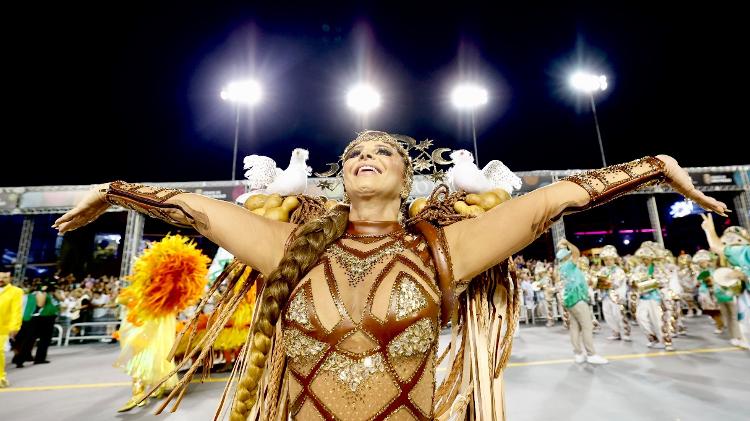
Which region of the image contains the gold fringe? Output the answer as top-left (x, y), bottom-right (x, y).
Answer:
top-left (145, 264), bottom-right (257, 413)
top-left (410, 184), bottom-right (521, 421)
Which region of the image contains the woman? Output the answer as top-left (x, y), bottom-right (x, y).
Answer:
top-left (54, 131), bottom-right (726, 420)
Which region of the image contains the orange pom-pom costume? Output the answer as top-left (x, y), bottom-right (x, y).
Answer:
top-left (113, 234), bottom-right (209, 412)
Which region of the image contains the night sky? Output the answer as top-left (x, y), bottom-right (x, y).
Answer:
top-left (4, 2), bottom-right (747, 187)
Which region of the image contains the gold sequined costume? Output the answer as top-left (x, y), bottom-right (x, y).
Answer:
top-left (283, 221), bottom-right (440, 420)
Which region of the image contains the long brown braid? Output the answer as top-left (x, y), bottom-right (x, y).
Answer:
top-left (230, 131), bottom-right (412, 420)
top-left (229, 207), bottom-right (349, 420)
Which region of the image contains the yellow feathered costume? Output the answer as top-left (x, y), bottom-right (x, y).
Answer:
top-left (214, 266), bottom-right (257, 352)
top-left (114, 234), bottom-right (209, 412)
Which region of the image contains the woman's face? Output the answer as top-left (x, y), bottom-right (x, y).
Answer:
top-left (603, 257), bottom-right (615, 267)
top-left (342, 140), bottom-right (406, 202)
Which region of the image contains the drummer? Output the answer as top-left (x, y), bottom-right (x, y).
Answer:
top-left (694, 250), bottom-right (725, 333)
top-left (596, 245), bottom-right (631, 341)
top-left (632, 244), bottom-right (673, 351)
top-left (700, 216), bottom-right (750, 349)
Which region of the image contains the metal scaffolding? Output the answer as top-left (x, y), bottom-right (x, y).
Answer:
top-left (1, 164), bottom-right (747, 272)
top-left (736, 169), bottom-right (750, 230)
top-left (551, 219), bottom-right (566, 248)
top-left (13, 216), bottom-right (34, 283)
top-left (646, 196), bottom-right (664, 247)
top-left (734, 192), bottom-right (750, 230)
top-left (119, 211), bottom-right (145, 279)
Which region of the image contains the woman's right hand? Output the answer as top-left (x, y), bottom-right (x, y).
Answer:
top-left (53, 184), bottom-right (111, 233)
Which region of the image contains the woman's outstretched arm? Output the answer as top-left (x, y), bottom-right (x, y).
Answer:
top-left (53, 181), bottom-right (296, 276)
top-left (445, 155), bottom-right (729, 281)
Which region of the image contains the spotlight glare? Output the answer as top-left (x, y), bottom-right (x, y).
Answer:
top-left (451, 84), bottom-right (488, 109)
top-left (346, 84), bottom-right (381, 114)
top-left (221, 80), bottom-right (262, 105)
top-left (570, 71), bottom-right (608, 94)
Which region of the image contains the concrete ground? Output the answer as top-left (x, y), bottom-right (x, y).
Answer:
top-left (1, 316), bottom-right (748, 420)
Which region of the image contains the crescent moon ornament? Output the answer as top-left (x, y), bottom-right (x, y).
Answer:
top-left (431, 148), bottom-right (453, 166)
top-left (391, 134), bottom-right (417, 150)
top-left (314, 162), bottom-right (340, 177)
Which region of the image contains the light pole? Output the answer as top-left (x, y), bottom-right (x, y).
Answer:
top-left (346, 83), bottom-right (381, 130)
top-left (570, 71), bottom-right (608, 166)
top-left (220, 79), bottom-right (262, 180)
top-left (451, 83), bottom-right (488, 165)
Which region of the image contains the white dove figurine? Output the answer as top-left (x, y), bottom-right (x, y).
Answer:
top-left (243, 154), bottom-right (279, 190)
top-left (265, 148), bottom-right (311, 196)
top-left (446, 149), bottom-right (522, 194)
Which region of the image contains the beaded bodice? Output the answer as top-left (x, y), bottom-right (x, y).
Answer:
top-left (282, 221), bottom-right (441, 421)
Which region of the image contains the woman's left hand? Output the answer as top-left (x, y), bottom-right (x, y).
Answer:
top-left (656, 155), bottom-right (729, 216)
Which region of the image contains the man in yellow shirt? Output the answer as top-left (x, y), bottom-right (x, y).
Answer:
top-left (0, 271), bottom-right (24, 387)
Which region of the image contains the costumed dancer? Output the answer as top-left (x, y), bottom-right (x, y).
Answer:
top-left (596, 245), bottom-right (631, 341)
top-left (214, 266), bottom-right (257, 372)
top-left (576, 255), bottom-right (602, 333)
top-left (54, 131), bottom-right (727, 420)
top-left (534, 261), bottom-right (558, 327)
top-left (641, 242), bottom-right (679, 338)
top-left (660, 249), bottom-right (687, 336)
top-left (623, 255), bottom-right (641, 327)
top-left (632, 244), bottom-right (674, 351)
top-left (700, 215), bottom-right (750, 349)
top-left (694, 249), bottom-right (725, 333)
top-left (172, 307), bottom-right (210, 364)
top-left (171, 247), bottom-right (234, 364)
top-left (0, 271), bottom-right (23, 388)
top-left (677, 253), bottom-right (700, 317)
top-left (553, 262), bottom-right (571, 330)
top-left (114, 234), bottom-right (209, 412)
top-left (557, 240), bottom-right (608, 364)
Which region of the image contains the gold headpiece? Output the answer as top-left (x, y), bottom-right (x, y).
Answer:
top-left (314, 130), bottom-right (454, 194)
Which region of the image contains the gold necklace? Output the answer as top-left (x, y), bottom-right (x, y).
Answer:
top-left (328, 240), bottom-right (405, 287)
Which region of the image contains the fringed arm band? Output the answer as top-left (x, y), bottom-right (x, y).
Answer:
top-left (561, 156), bottom-right (666, 213)
top-left (101, 180), bottom-right (195, 227)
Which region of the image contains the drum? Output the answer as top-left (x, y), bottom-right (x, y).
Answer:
top-left (713, 267), bottom-right (743, 297)
top-left (596, 276), bottom-right (613, 290)
top-left (636, 279), bottom-right (660, 294)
